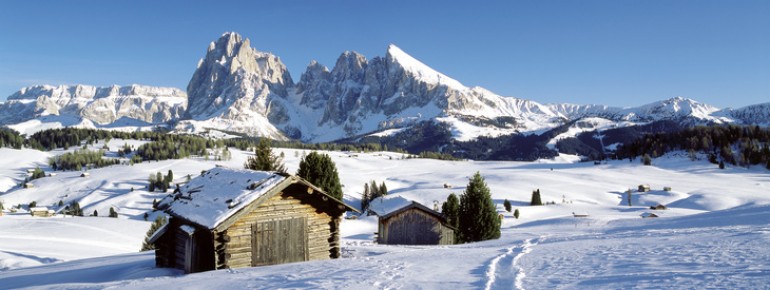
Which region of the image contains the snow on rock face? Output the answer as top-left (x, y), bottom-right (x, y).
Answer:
top-left (182, 32), bottom-right (293, 140)
top-left (0, 84), bottom-right (186, 127)
top-left (159, 167), bottom-right (285, 229)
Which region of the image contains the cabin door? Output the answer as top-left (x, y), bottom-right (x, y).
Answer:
top-left (252, 217), bottom-right (308, 266)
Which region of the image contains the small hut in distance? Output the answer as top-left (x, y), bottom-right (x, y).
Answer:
top-left (638, 184), bottom-right (651, 192)
top-left (372, 198), bottom-right (456, 245)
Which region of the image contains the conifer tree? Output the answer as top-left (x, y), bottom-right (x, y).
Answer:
top-left (93, 209), bottom-right (98, 217)
top-left (503, 199), bottom-right (512, 212)
top-left (513, 208), bottom-right (520, 219)
top-left (297, 152), bottom-right (344, 200)
top-left (458, 172), bottom-right (500, 243)
top-left (441, 193), bottom-right (460, 229)
top-left (141, 215), bottom-right (167, 251)
top-left (244, 139), bottom-right (286, 172)
top-left (380, 181), bottom-right (388, 196)
top-left (361, 183), bottom-right (370, 212)
top-left (109, 207), bottom-right (118, 218)
top-left (530, 189), bottom-right (543, 206)
top-left (148, 173), bottom-right (156, 192)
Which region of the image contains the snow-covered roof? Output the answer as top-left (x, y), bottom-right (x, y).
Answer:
top-left (158, 167), bottom-right (357, 230)
top-left (159, 167), bottom-right (288, 229)
top-left (369, 197), bottom-right (446, 222)
top-left (367, 196), bottom-right (413, 217)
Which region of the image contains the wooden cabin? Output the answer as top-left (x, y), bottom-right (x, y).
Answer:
top-left (80, 172), bottom-right (90, 178)
top-left (638, 184), bottom-right (651, 192)
top-left (650, 204), bottom-right (668, 210)
top-left (150, 167), bottom-right (357, 274)
top-left (641, 212), bottom-right (659, 218)
top-left (30, 207), bottom-right (55, 217)
top-left (377, 201), bottom-right (456, 245)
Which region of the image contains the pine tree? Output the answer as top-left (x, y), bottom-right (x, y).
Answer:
top-left (530, 189), bottom-right (543, 206)
top-left (513, 208), bottom-right (520, 219)
top-left (148, 173), bottom-right (156, 192)
top-left (361, 183), bottom-right (370, 212)
top-left (297, 152), bottom-right (343, 200)
top-left (503, 199), bottom-right (512, 212)
top-left (109, 207), bottom-right (118, 218)
top-left (370, 180), bottom-right (380, 199)
top-left (29, 201), bottom-right (37, 208)
top-left (457, 172), bottom-right (500, 243)
top-left (244, 139), bottom-right (286, 173)
top-left (0, 201), bottom-right (4, 210)
top-left (642, 154), bottom-right (652, 166)
top-left (719, 160), bottom-right (725, 169)
top-left (441, 193), bottom-right (460, 230)
top-left (166, 170), bottom-right (173, 184)
top-left (93, 209), bottom-right (98, 217)
top-left (143, 212), bottom-right (149, 221)
top-left (380, 182), bottom-right (388, 196)
top-left (141, 215), bottom-right (167, 251)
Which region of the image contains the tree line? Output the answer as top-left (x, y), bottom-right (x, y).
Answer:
top-left (617, 125), bottom-right (770, 169)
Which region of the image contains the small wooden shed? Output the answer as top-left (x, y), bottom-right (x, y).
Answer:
top-left (638, 184), bottom-right (651, 192)
top-left (376, 201), bottom-right (456, 245)
top-left (641, 212), bottom-right (659, 218)
top-left (30, 207), bottom-right (55, 217)
top-left (150, 167), bottom-right (357, 274)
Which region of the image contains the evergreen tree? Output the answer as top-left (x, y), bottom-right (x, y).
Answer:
top-left (148, 173), bottom-right (156, 192)
top-left (109, 207), bottom-right (118, 218)
top-left (143, 212), bottom-right (149, 221)
top-left (642, 154), bottom-right (652, 166)
top-left (380, 181), bottom-right (388, 196)
top-left (503, 199), bottom-right (512, 212)
top-left (719, 160), bottom-right (725, 169)
top-left (441, 193), bottom-right (460, 230)
top-left (141, 215), bottom-right (167, 251)
top-left (297, 152), bottom-right (344, 200)
top-left (0, 201), bottom-right (4, 210)
top-left (244, 138), bottom-right (286, 172)
top-left (361, 183), bottom-right (370, 212)
top-left (370, 180), bottom-right (380, 199)
top-left (530, 189), bottom-right (543, 206)
top-left (29, 201), bottom-right (37, 209)
top-left (513, 208), bottom-right (520, 219)
top-left (93, 209), bottom-right (98, 216)
top-left (58, 200), bottom-right (64, 207)
top-left (457, 172), bottom-right (500, 243)
top-left (166, 170), bottom-right (173, 184)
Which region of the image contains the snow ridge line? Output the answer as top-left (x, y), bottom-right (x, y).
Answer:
top-left (513, 238), bottom-right (539, 290)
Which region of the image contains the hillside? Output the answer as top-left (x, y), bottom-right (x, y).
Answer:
top-left (1, 145), bottom-right (769, 288)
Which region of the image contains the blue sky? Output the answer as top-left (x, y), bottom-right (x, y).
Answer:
top-left (1, 0), bottom-right (768, 108)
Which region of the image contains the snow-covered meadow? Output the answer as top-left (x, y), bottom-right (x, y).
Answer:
top-left (1, 145), bottom-right (769, 289)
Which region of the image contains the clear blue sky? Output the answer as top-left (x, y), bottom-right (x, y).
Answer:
top-left (1, 0), bottom-right (768, 108)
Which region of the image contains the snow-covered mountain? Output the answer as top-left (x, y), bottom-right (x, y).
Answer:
top-left (0, 84), bottom-right (186, 135)
top-left (179, 32), bottom-right (294, 139)
top-left (2, 32), bottom-right (769, 142)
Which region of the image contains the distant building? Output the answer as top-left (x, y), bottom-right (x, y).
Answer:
top-left (641, 212), bottom-right (659, 218)
top-left (150, 167), bottom-right (357, 274)
top-left (376, 201), bottom-right (456, 245)
top-left (638, 184), bottom-right (651, 192)
top-left (30, 207), bottom-right (55, 217)
top-left (650, 204), bottom-right (667, 210)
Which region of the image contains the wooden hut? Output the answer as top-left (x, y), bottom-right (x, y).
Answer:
top-left (640, 212), bottom-right (659, 218)
top-left (149, 167), bottom-right (357, 274)
top-left (376, 201), bottom-right (456, 245)
top-left (638, 184), bottom-right (651, 192)
top-left (30, 207), bottom-right (55, 217)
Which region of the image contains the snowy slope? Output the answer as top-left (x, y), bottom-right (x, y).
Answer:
top-left (1, 145), bottom-right (769, 288)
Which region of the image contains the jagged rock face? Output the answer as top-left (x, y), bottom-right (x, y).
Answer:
top-left (0, 84), bottom-right (187, 125)
top-left (184, 32), bottom-right (293, 134)
top-left (723, 103), bottom-right (770, 125)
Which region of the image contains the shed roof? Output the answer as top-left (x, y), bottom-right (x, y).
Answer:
top-left (377, 199), bottom-right (447, 222)
top-left (157, 167), bottom-right (357, 230)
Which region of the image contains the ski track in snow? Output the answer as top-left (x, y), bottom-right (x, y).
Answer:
top-left (484, 237), bottom-right (541, 290)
